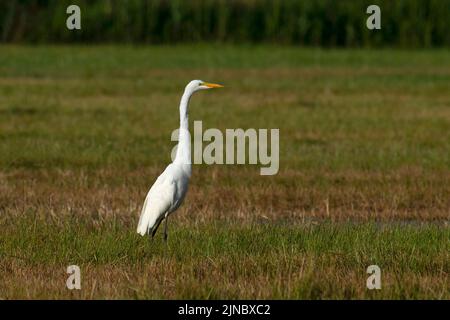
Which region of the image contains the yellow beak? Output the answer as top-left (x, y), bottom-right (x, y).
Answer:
top-left (203, 82), bottom-right (224, 88)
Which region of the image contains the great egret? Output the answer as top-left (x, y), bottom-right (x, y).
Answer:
top-left (137, 80), bottom-right (223, 240)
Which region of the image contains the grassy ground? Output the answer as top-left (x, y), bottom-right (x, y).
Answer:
top-left (0, 45), bottom-right (449, 299)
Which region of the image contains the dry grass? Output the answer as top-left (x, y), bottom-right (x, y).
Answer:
top-left (1, 168), bottom-right (449, 223)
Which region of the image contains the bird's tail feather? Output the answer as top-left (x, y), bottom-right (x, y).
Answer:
top-left (136, 195), bottom-right (151, 236)
top-left (137, 183), bottom-right (172, 237)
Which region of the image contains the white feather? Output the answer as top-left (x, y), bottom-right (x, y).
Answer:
top-left (136, 166), bottom-right (176, 236)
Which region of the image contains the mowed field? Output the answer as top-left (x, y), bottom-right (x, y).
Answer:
top-left (0, 46), bottom-right (449, 299)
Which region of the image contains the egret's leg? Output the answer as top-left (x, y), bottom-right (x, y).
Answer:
top-left (163, 216), bottom-right (169, 242)
top-left (151, 216), bottom-right (164, 239)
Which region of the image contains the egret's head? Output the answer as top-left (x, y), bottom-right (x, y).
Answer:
top-left (185, 80), bottom-right (223, 94)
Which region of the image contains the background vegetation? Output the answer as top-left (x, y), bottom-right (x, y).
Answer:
top-left (1, 0), bottom-right (449, 47)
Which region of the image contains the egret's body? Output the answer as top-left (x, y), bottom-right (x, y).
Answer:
top-left (137, 80), bottom-right (223, 239)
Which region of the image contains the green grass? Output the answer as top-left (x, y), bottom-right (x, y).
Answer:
top-left (1, 45), bottom-right (450, 74)
top-left (0, 45), bottom-right (449, 299)
top-left (0, 46), bottom-right (449, 172)
top-left (0, 215), bottom-right (448, 299)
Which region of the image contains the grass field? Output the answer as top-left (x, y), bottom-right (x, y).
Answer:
top-left (0, 45), bottom-right (449, 299)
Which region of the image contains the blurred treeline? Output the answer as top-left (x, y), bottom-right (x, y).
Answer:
top-left (1, 0), bottom-right (449, 47)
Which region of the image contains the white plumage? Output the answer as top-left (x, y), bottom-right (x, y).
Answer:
top-left (137, 80), bottom-right (223, 239)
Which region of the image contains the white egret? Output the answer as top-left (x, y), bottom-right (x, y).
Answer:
top-left (137, 80), bottom-right (223, 240)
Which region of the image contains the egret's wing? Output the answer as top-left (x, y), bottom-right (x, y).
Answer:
top-left (136, 167), bottom-right (176, 236)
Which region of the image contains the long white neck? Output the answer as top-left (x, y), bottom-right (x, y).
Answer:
top-left (174, 89), bottom-right (192, 164)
